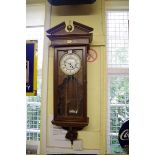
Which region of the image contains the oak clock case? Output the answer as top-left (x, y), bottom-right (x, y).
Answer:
top-left (46, 21), bottom-right (93, 144)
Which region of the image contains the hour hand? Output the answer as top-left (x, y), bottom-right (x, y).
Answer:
top-left (69, 63), bottom-right (74, 69)
top-left (65, 61), bottom-right (74, 69)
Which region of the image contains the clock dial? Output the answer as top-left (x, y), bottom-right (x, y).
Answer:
top-left (60, 53), bottom-right (81, 75)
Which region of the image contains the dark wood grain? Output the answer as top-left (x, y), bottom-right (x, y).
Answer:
top-left (47, 21), bottom-right (93, 144)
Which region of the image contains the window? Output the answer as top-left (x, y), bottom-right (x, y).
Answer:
top-left (106, 10), bottom-right (129, 154)
top-left (26, 27), bottom-right (44, 142)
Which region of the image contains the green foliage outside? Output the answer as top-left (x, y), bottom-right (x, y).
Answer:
top-left (110, 76), bottom-right (129, 154)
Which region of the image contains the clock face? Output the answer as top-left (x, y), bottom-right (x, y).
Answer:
top-left (60, 53), bottom-right (81, 75)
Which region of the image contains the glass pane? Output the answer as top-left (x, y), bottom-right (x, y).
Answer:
top-left (106, 11), bottom-right (129, 68)
top-left (108, 75), bottom-right (129, 154)
top-left (110, 135), bottom-right (124, 154)
top-left (110, 76), bottom-right (129, 105)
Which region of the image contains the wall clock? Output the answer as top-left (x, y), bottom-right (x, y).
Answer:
top-left (46, 21), bottom-right (93, 144)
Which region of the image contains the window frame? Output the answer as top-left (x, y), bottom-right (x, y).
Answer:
top-left (107, 73), bottom-right (129, 154)
top-left (105, 3), bottom-right (129, 153)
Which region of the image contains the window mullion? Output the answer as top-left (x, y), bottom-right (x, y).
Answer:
top-left (108, 68), bottom-right (129, 75)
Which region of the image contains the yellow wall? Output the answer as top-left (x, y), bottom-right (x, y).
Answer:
top-left (45, 0), bottom-right (107, 154)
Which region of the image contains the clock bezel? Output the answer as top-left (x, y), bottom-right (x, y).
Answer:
top-left (60, 52), bottom-right (81, 75)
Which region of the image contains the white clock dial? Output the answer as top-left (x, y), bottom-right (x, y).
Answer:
top-left (60, 53), bottom-right (81, 75)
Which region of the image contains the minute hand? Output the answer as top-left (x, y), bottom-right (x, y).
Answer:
top-left (65, 61), bottom-right (74, 69)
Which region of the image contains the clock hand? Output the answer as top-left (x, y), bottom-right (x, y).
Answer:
top-left (64, 61), bottom-right (74, 69)
top-left (69, 63), bottom-right (74, 69)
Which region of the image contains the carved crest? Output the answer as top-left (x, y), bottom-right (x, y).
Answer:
top-left (46, 21), bottom-right (93, 46)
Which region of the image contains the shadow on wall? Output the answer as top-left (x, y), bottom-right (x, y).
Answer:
top-left (51, 4), bottom-right (98, 16)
